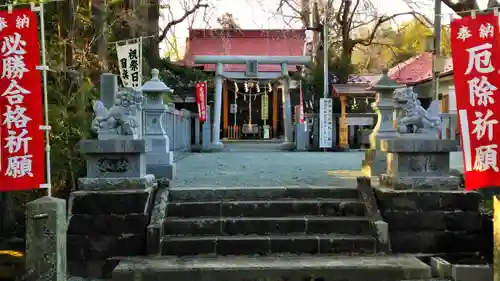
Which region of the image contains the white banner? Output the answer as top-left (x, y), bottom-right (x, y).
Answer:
top-left (116, 40), bottom-right (142, 88)
top-left (319, 98), bottom-right (333, 148)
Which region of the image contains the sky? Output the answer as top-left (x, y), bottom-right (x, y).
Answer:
top-left (161, 0), bottom-right (491, 58)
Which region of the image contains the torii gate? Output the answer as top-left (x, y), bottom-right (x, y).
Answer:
top-left (194, 55), bottom-right (311, 149)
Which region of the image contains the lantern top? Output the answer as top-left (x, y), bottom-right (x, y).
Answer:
top-left (368, 69), bottom-right (404, 91)
top-left (141, 69), bottom-right (174, 93)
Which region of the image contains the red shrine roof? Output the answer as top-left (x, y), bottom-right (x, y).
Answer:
top-left (181, 29), bottom-right (305, 72)
top-left (388, 51), bottom-right (453, 85)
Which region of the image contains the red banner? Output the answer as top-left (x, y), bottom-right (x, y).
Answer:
top-left (451, 12), bottom-right (500, 191)
top-left (0, 9), bottom-right (44, 191)
top-left (195, 81), bottom-right (207, 122)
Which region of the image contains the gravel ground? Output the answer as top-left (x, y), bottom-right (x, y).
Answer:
top-left (174, 143), bottom-right (365, 188)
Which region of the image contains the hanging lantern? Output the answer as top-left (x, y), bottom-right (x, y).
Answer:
top-left (244, 81), bottom-right (249, 92)
top-left (256, 82), bottom-right (260, 93)
top-left (267, 82), bottom-right (272, 92)
top-left (234, 82), bottom-right (239, 93)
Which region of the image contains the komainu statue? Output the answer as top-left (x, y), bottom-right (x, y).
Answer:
top-left (393, 87), bottom-right (441, 135)
top-left (91, 89), bottom-right (144, 136)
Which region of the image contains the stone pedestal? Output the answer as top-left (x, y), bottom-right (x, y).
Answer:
top-left (143, 105), bottom-right (175, 179)
top-left (212, 63), bottom-right (224, 148)
top-left (378, 138), bottom-right (460, 190)
top-left (295, 122), bottom-right (308, 151)
top-left (26, 196), bottom-right (67, 281)
top-left (141, 68), bottom-right (176, 179)
top-left (362, 70), bottom-right (401, 176)
top-left (77, 139), bottom-right (156, 190)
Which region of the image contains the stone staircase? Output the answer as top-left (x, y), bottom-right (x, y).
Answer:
top-left (111, 185), bottom-right (432, 281)
top-left (160, 186), bottom-right (377, 255)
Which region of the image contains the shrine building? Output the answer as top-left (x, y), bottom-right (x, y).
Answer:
top-left (178, 28), bottom-right (379, 149)
top-left (180, 29), bottom-right (306, 141)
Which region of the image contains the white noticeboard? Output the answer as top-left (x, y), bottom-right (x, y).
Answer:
top-left (230, 104), bottom-right (237, 114)
top-left (319, 98), bottom-right (333, 148)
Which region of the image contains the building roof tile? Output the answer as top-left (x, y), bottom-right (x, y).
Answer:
top-left (388, 51), bottom-right (453, 85)
top-left (182, 29), bottom-right (305, 72)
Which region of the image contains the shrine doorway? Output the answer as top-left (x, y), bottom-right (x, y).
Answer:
top-left (224, 80), bottom-right (283, 140)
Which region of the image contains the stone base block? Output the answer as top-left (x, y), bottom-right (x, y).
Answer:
top-left (69, 189), bottom-right (154, 215)
top-left (280, 141), bottom-right (294, 151)
top-left (68, 188), bottom-right (157, 262)
top-left (68, 259), bottom-right (119, 279)
top-left (379, 174), bottom-right (460, 190)
top-left (380, 138), bottom-right (459, 153)
top-left (390, 231), bottom-right (481, 253)
top-left (113, 255), bottom-right (431, 281)
top-left (373, 186), bottom-right (483, 254)
top-left (68, 233), bottom-right (145, 260)
top-left (373, 186), bottom-right (480, 212)
top-left (147, 163), bottom-right (176, 179)
top-left (201, 143), bottom-right (225, 152)
top-left (68, 213), bottom-right (149, 236)
top-left (361, 149), bottom-right (386, 177)
top-left (78, 139), bottom-right (150, 154)
top-left (78, 174), bottom-right (156, 191)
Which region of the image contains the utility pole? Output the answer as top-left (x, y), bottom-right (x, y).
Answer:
top-left (432, 0), bottom-right (442, 100)
top-left (323, 3), bottom-right (329, 98)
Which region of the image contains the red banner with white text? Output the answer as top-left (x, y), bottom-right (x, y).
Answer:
top-left (451, 12), bottom-right (500, 191)
top-left (0, 9), bottom-right (44, 191)
top-left (196, 81), bottom-right (207, 122)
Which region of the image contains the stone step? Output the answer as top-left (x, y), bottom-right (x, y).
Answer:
top-left (112, 255), bottom-right (431, 281)
top-left (160, 234), bottom-right (376, 255)
top-left (167, 199), bottom-right (365, 218)
top-left (169, 186), bottom-right (359, 202)
top-left (163, 216), bottom-right (372, 236)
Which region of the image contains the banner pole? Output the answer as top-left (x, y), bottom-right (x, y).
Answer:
top-left (494, 196), bottom-right (499, 281)
top-left (38, 3), bottom-right (52, 197)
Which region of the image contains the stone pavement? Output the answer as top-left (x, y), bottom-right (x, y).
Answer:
top-left (173, 142), bottom-right (464, 188)
top-left (174, 141), bottom-right (364, 187)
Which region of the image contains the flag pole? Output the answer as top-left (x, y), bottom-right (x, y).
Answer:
top-left (37, 2), bottom-right (52, 197)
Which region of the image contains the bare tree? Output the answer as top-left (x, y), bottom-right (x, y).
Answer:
top-left (277, 0), bottom-right (429, 81)
top-left (145, 0), bottom-right (211, 67)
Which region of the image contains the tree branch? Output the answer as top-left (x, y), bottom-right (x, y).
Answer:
top-left (352, 12), bottom-right (426, 47)
top-left (158, 0), bottom-right (209, 42)
top-left (441, 0), bottom-right (477, 15)
top-left (347, 0), bottom-right (361, 32)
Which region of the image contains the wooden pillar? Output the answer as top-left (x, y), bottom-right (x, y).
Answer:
top-left (440, 94), bottom-right (450, 139)
top-left (223, 80), bottom-right (229, 139)
top-left (272, 83), bottom-right (278, 139)
top-left (339, 95), bottom-right (348, 148)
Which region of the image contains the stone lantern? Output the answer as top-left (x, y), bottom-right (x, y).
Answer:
top-left (142, 69), bottom-right (174, 106)
top-left (141, 69), bottom-right (176, 179)
top-left (361, 69), bottom-right (403, 177)
top-left (368, 69), bottom-right (403, 144)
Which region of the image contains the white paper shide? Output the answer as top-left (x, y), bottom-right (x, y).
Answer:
top-left (116, 41), bottom-right (142, 88)
top-left (1, 14), bottom-right (34, 179)
top-left (319, 98), bottom-right (333, 148)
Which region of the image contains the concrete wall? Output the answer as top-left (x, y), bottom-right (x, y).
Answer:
top-left (414, 76), bottom-right (454, 100)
